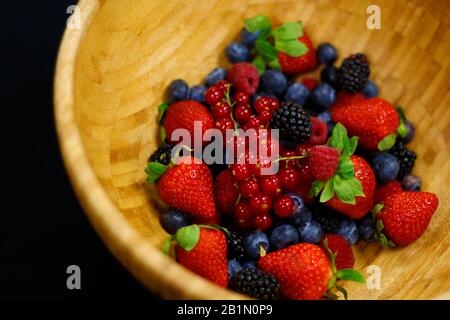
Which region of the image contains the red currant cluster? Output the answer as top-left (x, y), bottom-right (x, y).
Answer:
top-left (205, 80), bottom-right (280, 133)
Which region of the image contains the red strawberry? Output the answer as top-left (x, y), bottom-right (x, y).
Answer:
top-left (258, 243), bottom-right (331, 300)
top-left (157, 156), bottom-right (217, 219)
top-left (331, 92), bottom-right (365, 111)
top-left (163, 100), bottom-right (214, 145)
top-left (214, 169), bottom-right (239, 214)
top-left (331, 98), bottom-right (399, 151)
top-left (227, 62), bottom-right (260, 95)
top-left (374, 180), bottom-right (403, 205)
top-left (377, 191), bottom-right (439, 246)
top-left (175, 227), bottom-right (228, 287)
top-left (301, 77), bottom-right (318, 91)
top-left (326, 155), bottom-right (376, 219)
top-left (278, 33), bottom-right (317, 74)
top-left (321, 234), bottom-right (355, 270)
top-left (305, 117), bottom-right (328, 146)
top-left (309, 145), bottom-right (340, 181)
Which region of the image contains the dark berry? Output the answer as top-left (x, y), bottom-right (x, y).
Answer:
top-left (336, 220), bottom-right (359, 245)
top-left (189, 85), bottom-right (206, 102)
top-left (168, 79), bottom-right (190, 102)
top-left (159, 208), bottom-right (190, 234)
top-left (226, 42), bottom-right (250, 63)
top-left (240, 28), bottom-right (260, 47)
top-left (244, 231), bottom-right (270, 259)
top-left (358, 217), bottom-right (377, 242)
top-left (337, 53), bottom-right (370, 93)
top-left (227, 231), bottom-right (246, 261)
top-left (298, 221), bottom-right (323, 244)
top-left (228, 260), bottom-right (243, 279)
top-left (402, 174), bottom-right (421, 191)
top-left (149, 143), bottom-right (173, 165)
top-left (285, 83), bottom-right (309, 105)
top-left (371, 152), bottom-right (399, 183)
top-left (230, 268), bottom-right (280, 300)
top-left (402, 121), bottom-right (415, 144)
top-left (388, 141), bottom-right (417, 179)
top-left (206, 68), bottom-right (227, 87)
top-left (312, 206), bottom-right (343, 234)
top-left (320, 66), bottom-right (339, 88)
top-left (310, 83), bottom-right (336, 111)
top-left (362, 79), bottom-right (378, 98)
top-left (270, 224), bottom-right (299, 250)
top-left (260, 69), bottom-right (288, 95)
top-left (270, 101), bottom-right (312, 143)
top-left (317, 43), bottom-right (337, 65)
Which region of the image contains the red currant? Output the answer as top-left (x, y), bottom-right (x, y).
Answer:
top-left (216, 80), bottom-right (230, 92)
top-left (212, 101), bottom-right (231, 118)
top-left (215, 117), bottom-right (234, 137)
top-left (234, 92), bottom-right (249, 106)
top-left (253, 213), bottom-right (273, 231)
top-left (234, 104), bottom-right (252, 124)
top-left (244, 115), bottom-right (262, 130)
top-left (205, 86), bottom-right (224, 106)
top-left (280, 150), bottom-right (298, 169)
top-left (234, 201), bottom-right (253, 231)
top-left (258, 110), bottom-right (272, 124)
top-left (249, 192), bottom-right (272, 214)
top-left (259, 175), bottom-right (280, 195)
top-left (254, 97), bottom-right (280, 112)
top-left (273, 195), bottom-right (295, 218)
top-left (230, 163), bottom-right (252, 181)
top-left (239, 177), bottom-right (260, 198)
top-left (278, 168), bottom-right (300, 191)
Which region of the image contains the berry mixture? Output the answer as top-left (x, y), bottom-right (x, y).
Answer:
top-left (145, 16), bottom-right (439, 300)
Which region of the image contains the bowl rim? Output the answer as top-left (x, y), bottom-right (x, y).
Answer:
top-left (53, 0), bottom-right (244, 300)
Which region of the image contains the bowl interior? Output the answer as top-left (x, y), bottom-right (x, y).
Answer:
top-left (63, 0), bottom-right (450, 299)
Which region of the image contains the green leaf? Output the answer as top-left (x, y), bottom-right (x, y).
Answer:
top-left (320, 179), bottom-right (335, 203)
top-left (244, 15), bottom-right (271, 33)
top-left (377, 133), bottom-right (397, 151)
top-left (145, 162), bottom-right (167, 183)
top-left (273, 21), bottom-right (303, 41)
top-left (275, 40), bottom-right (308, 57)
top-left (336, 269), bottom-right (366, 283)
top-left (329, 123), bottom-right (347, 153)
top-left (397, 122), bottom-right (407, 138)
top-left (158, 103), bottom-right (169, 123)
top-left (396, 107), bottom-right (407, 122)
top-left (252, 55), bottom-right (266, 75)
top-left (175, 225), bottom-right (200, 251)
top-left (335, 284), bottom-right (348, 300)
top-left (257, 26), bottom-right (272, 41)
top-left (377, 232), bottom-right (395, 248)
top-left (255, 40), bottom-right (278, 61)
top-left (162, 235), bottom-right (175, 254)
top-left (337, 156), bottom-right (354, 179)
top-left (333, 175), bottom-right (356, 204)
top-left (160, 127), bottom-right (166, 142)
top-left (310, 180), bottom-right (325, 197)
top-left (349, 136), bottom-right (359, 155)
top-left (371, 203), bottom-right (384, 219)
top-left (327, 275), bottom-right (337, 289)
top-left (375, 219), bottom-right (384, 233)
top-left (268, 58), bottom-right (281, 70)
top-left (346, 177), bottom-right (365, 197)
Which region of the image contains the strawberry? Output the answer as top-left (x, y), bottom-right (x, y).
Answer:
top-left (321, 234), bottom-right (355, 270)
top-left (214, 169), bottom-right (239, 214)
top-left (331, 98), bottom-right (399, 151)
top-left (326, 155), bottom-right (376, 219)
top-left (168, 225), bottom-right (228, 287)
top-left (157, 156), bottom-right (217, 219)
top-left (309, 145), bottom-right (340, 181)
top-left (374, 180), bottom-right (403, 205)
top-left (278, 33), bottom-right (317, 74)
top-left (258, 243), bottom-right (332, 300)
top-left (163, 100), bottom-right (214, 145)
top-left (331, 92), bottom-right (365, 111)
top-left (376, 191), bottom-right (439, 246)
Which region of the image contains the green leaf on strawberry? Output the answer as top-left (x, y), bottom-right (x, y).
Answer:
top-left (336, 269), bottom-right (366, 283)
top-left (337, 156), bottom-right (354, 179)
top-left (145, 162), bottom-right (167, 183)
top-left (158, 103), bottom-right (169, 123)
top-left (268, 58), bottom-right (281, 70)
top-left (160, 127), bottom-right (166, 142)
top-left (320, 179), bottom-right (334, 203)
top-left (275, 40), bottom-right (308, 57)
top-left (329, 123), bottom-right (347, 153)
top-left (255, 40), bottom-right (278, 61)
top-left (333, 175), bottom-right (356, 204)
top-left (310, 180), bottom-right (325, 197)
top-left (252, 55), bottom-right (266, 75)
top-left (377, 133), bottom-right (396, 151)
top-left (244, 15), bottom-right (271, 33)
top-left (176, 224), bottom-right (200, 251)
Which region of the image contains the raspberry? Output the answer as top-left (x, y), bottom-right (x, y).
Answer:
top-left (227, 63), bottom-right (260, 96)
top-left (321, 234), bottom-right (355, 270)
top-left (305, 117), bottom-right (328, 146)
top-left (309, 145), bottom-right (340, 181)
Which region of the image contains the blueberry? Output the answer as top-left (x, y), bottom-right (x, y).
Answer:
top-left (261, 70), bottom-right (288, 95)
top-left (168, 79), bottom-right (190, 102)
top-left (241, 260), bottom-right (257, 269)
top-left (285, 193), bottom-right (312, 226)
top-left (317, 43), bottom-right (337, 65)
top-left (244, 231), bottom-right (270, 259)
top-left (205, 68), bottom-right (227, 87)
top-left (318, 111), bottom-right (334, 134)
top-left (402, 174), bottom-right (421, 191)
top-left (358, 217), bottom-right (377, 242)
top-left (402, 121), bottom-right (415, 144)
top-left (228, 260), bottom-right (243, 279)
top-left (310, 83), bottom-right (336, 111)
top-left (336, 220), bottom-right (359, 245)
top-left (226, 42), bottom-right (250, 63)
top-left (270, 224), bottom-right (299, 250)
top-left (371, 153), bottom-right (400, 183)
top-left (362, 80), bottom-right (378, 98)
top-left (159, 208), bottom-right (190, 234)
top-left (240, 28), bottom-right (261, 46)
top-left (189, 85), bottom-right (206, 102)
top-left (320, 66), bottom-right (339, 88)
top-left (298, 221), bottom-right (323, 244)
top-left (285, 83), bottom-right (309, 105)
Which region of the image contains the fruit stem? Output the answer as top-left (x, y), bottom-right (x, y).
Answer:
top-left (272, 155), bottom-right (308, 163)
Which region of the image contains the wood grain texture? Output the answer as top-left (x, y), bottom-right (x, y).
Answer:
top-left (54, 0), bottom-right (450, 299)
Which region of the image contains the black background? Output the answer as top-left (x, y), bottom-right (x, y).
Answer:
top-left (1, 1), bottom-right (153, 299)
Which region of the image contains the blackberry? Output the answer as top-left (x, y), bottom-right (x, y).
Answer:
top-left (337, 53), bottom-right (370, 93)
top-left (230, 268), bottom-right (280, 300)
top-left (389, 141), bottom-right (416, 179)
top-left (270, 101), bottom-right (312, 143)
top-left (149, 143), bottom-right (173, 165)
top-left (227, 231), bottom-right (246, 261)
top-left (312, 205), bottom-right (344, 234)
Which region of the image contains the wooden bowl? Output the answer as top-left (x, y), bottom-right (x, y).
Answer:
top-left (54, 0), bottom-right (450, 299)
